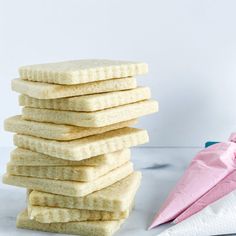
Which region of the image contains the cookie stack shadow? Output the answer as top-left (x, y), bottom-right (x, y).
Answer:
top-left (3, 60), bottom-right (158, 236)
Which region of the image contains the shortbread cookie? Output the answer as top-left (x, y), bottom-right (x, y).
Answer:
top-left (10, 148), bottom-right (130, 166)
top-left (7, 150), bottom-right (130, 181)
top-left (3, 162), bottom-right (133, 197)
top-left (22, 100), bottom-right (158, 127)
top-left (19, 59), bottom-right (148, 85)
top-left (5, 115), bottom-right (137, 140)
top-left (28, 205), bottom-right (131, 223)
top-left (29, 172), bottom-right (141, 212)
top-left (13, 127), bottom-right (148, 161)
top-left (12, 77), bottom-right (137, 99)
top-left (17, 210), bottom-right (124, 236)
top-left (19, 87), bottom-right (151, 112)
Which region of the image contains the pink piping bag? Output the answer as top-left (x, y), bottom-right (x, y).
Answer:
top-left (174, 169), bottom-right (236, 223)
top-left (172, 133), bottom-right (236, 223)
top-left (148, 142), bottom-right (236, 229)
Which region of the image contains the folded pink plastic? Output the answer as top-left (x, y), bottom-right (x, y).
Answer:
top-left (174, 170), bottom-right (236, 223)
top-left (148, 142), bottom-right (236, 229)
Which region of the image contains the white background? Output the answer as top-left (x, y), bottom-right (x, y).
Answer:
top-left (1, 0), bottom-right (236, 147)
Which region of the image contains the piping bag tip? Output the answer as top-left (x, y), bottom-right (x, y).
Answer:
top-left (148, 216), bottom-right (170, 230)
top-left (147, 226), bottom-right (154, 231)
top-left (148, 219), bottom-right (163, 230)
top-left (147, 222), bottom-right (156, 230)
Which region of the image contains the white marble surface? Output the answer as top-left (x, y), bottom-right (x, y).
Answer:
top-left (0, 147), bottom-right (206, 236)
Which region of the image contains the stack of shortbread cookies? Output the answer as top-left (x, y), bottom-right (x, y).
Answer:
top-left (3, 60), bottom-right (158, 236)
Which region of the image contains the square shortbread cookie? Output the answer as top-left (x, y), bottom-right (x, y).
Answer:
top-left (22, 100), bottom-right (158, 127)
top-left (19, 86), bottom-right (151, 112)
top-left (19, 59), bottom-right (148, 85)
top-left (17, 210), bottom-right (124, 236)
top-left (13, 127), bottom-right (148, 161)
top-left (29, 172), bottom-right (141, 212)
top-left (5, 115), bottom-right (137, 140)
top-left (12, 77), bottom-right (137, 99)
top-left (27, 204), bottom-right (131, 223)
top-left (10, 148), bottom-right (130, 166)
top-left (3, 162), bottom-right (133, 197)
top-left (7, 150), bottom-right (130, 181)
